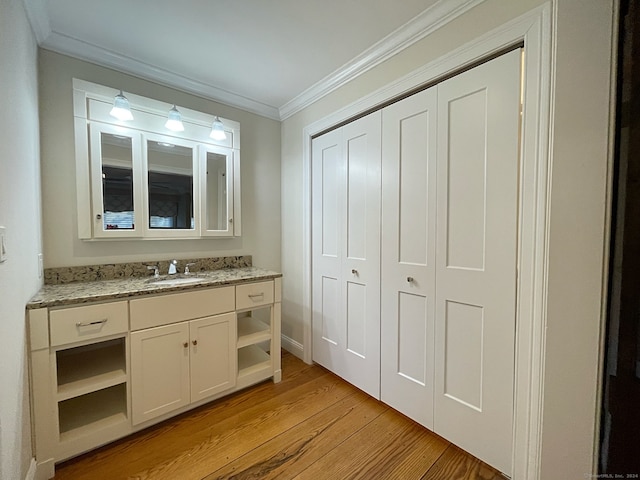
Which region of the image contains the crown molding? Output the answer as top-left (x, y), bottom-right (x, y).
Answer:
top-left (21, 0), bottom-right (280, 120)
top-left (23, 0), bottom-right (51, 43)
top-left (41, 32), bottom-right (281, 120)
top-left (23, 0), bottom-right (485, 122)
top-left (278, 0), bottom-right (485, 120)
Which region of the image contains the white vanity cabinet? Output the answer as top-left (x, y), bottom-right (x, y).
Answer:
top-left (130, 313), bottom-right (236, 425)
top-left (29, 301), bottom-right (131, 464)
top-left (27, 276), bottom-right (281, 479)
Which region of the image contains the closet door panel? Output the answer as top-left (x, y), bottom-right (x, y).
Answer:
top-left (341, 113), bottom-right (381, 398)
top-left (311, 112), bottom-right (381, 398)
top-left (312, 130), bottom-right (345, 369)
top-left (434, 49), bottom-right (521, 475)
top-left (381, 88), bottom-right (437, 428)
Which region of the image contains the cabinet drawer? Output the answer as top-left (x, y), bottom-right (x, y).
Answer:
top-left (236, 281), bottom-right (274, 310)
top-left (130, 286), bottom-right (235, 330)
top-left (50, 302), bottom-right (128, 347)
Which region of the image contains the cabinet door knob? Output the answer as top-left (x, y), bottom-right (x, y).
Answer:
top-left (192, 339), bottom-right (198, 346)
top-left (183, 342), bottom-right (188, 348)
top-left (351, 269), bottom-right (358, 275)
top-left (407, 276), bottom-right (414, 283)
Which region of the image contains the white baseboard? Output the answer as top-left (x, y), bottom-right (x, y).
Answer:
top-left (26, 458), bottom-right (54, 480)
top-left (25, 458), bottom-right (37, 480)
top-left (281, 334), bottom-right (305, 361)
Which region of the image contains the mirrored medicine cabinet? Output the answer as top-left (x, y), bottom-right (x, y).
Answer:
top-left (73, 78), bottom-right (241, 240)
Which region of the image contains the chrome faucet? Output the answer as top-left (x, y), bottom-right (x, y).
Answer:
top-left (147, 264), bottom-right (159, 278)
top-left (168, 260), bottom-right (178, 275)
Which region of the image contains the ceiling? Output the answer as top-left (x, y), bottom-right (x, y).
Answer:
top-left (24, 0), bottom-right (473, 119)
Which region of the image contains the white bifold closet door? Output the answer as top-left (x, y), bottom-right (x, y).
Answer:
top-left (380, 87), bottom-right (438, 429)
top-left (311, 111), bottom-right (381, 399)
top-left (433, 49), bottom-right (521, 473)
top-left (312, 49), bottom-right (521, 475)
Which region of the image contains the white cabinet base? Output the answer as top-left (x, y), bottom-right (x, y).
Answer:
top-left (28, 277), bottom-right (282, 478)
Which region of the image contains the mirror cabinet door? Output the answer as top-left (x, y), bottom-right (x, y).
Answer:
top-left (90, 125), bottom-right (142, 237)
top-left (146, 139), bottom-right (196, 232)
top-left (201, 148), bottom-right (233, 236)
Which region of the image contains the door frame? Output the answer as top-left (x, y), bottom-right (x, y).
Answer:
top-left (302, 5), bottom-right (552, 479)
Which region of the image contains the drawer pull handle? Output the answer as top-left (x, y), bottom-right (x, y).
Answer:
top-left (248, 293), bottom-right (264, 299)
top-left (76, 319), bottom-right (108, 327)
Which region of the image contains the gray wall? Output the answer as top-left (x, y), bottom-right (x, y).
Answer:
top-left (0, 1), bottom-right (43, 478)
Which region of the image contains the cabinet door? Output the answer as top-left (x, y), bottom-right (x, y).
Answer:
top-left (131, 322), bottom-right (190, 425)
top-left (199, 145), bottom-right (235, 237)
top-left (189, 313), bottom-right (237, 402)
top-left (380, 87), bottom-right (437, 428)
top-left (89, 123), bottom-right (144, 238)
top-left (434, 49), bottom-right (521, 474)
top-left (311, 111), bottom-right (382, 399)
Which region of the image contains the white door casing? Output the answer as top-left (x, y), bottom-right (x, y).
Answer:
top-left (380, 87), bottom-right (438, 428)
top-left (311, 111), bottom-right (382, 398)
top-left (433, 49), bottom-right (522, 474)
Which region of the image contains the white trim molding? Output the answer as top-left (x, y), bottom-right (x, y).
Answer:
top-left (279, 0), bottom-right (485, 120)
top-left (23, 0), bottom-right (487, 121)
top-left (20, 0), bottom-right (280, 120)
top-left (22, 0), bottom-right (50, 44)
top-left (281, 334), bottom-right (304, 361)
top-left (302, 5), bottom-right (552, 479)
top-left (42, 32), bottom-right (281, 120)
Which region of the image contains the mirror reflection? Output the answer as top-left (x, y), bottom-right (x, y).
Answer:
top-left (206, 152), bottom-right (228, 230)
top-left (101, 133), bottom-right (134, 230)
top-left (147, 141), bottom-right (194, 229)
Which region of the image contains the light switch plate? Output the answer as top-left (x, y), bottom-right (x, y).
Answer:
top-left (0, 226), bottom-right (6, 263)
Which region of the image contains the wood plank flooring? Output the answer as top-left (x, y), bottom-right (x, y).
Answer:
top-left (54, 351), bottom-right (505, 480)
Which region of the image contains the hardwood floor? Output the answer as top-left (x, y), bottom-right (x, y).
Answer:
top-left (54, 351), bottom-right (505, 480)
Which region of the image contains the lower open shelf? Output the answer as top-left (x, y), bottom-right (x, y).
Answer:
top-left (237, 344), bottom-right (271, 388)
top-left (58, 383), bottom-right (128, 442)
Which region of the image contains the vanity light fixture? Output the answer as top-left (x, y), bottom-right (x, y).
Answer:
top-left (109, 90), bottom-right (134, 121)
top-left (165, 105), bottom-right (185, 132)
top-left (209, 116), bottom-right (227, 141)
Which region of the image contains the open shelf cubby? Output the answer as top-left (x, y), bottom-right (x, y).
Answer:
top-left (237, 307), bottom-right (271, 348)
top-left (58, 383), bottom-right (128, 442)
top-left (238, 344), bottom-right (271, 377)
top-left (56, 338), bottom-right (127, 401)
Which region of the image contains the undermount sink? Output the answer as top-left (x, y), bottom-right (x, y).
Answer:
top-left (150, 276), bottom-right (205, 286)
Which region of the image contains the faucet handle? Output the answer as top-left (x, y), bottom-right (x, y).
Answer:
top-left (184, 263), bottom-right (196, 275)
top-left (146, 265), bottom-right (159, 278)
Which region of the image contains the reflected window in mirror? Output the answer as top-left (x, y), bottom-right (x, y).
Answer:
top-left (101, 133), bottom-right (135, 230)
top-left (146, 141), bottom-right (194, 230)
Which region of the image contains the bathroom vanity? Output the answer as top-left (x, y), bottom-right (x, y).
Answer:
top-left (26, 264), bottom-right (281, 478)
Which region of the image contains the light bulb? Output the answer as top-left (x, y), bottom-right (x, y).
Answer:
top-left (165, 105), bottom-right (184, 132)
top-left (109, 90), bottom-right (133, 121)
top-left (209, 116), bottom-right (227, 141)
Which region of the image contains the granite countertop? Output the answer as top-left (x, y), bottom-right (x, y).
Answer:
top-left (27, 267), bottom-right (282, 309)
